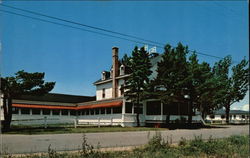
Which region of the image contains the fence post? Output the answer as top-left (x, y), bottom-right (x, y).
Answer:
top-left (110, 117), bottom-right (113, 126)
top-left (98, 117), bottom-right (100, 128)
top-left (44, 116), bottom-right (47, 129)
top-left (74, 119), bottom-right (77, 128)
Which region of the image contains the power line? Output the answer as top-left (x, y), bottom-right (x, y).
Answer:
top-left (0, 3), bottom-right (165, 46)
top-left (0, 9), bottom-right (161, 47)
top-left (0, 6), bottom-right (233, 62)
top-left (188, 50), bottom-right (225, 60)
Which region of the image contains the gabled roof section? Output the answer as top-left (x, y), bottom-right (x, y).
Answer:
top-left (94, 54), bottom-right (163, 85)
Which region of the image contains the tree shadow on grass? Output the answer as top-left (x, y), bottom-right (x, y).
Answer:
top-left (168, 123), bottom-right (229, 130)
top-left (147, 123), bottom-right (229, 130)
top-left (3, 126), bottom-right (72, 134)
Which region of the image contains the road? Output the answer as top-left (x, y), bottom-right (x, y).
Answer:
top-left (1, 125), bottom-right (249, 154)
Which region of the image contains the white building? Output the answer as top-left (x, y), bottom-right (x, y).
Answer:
top-left (1, 46), bottom-right (203, 127)
top-left (205, 109), bottom-right (249, 124)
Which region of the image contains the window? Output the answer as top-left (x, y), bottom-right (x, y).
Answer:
top-left (95, 109), bottom-right (99, 115)
top-left (163, 102), bottom-right (188, 115)
top-left (52, 109), bottom-right (60, 115)
top-left (86, 110), bottom-right (89, 115)
top-left (113, 106), bottom-right (122, 114)
top-left (146, 101), bottom-right (161, 115)
top-left (106, 108), bottom-right (111, 114)
top-left (134, 104), bottom-right (143, 114)
top-left (43, 109), bottom-right (50, 115)
top-left (32, 108), bottom-right (40, 115)
top-left (120, 84), bottom-right (124, 96)
top-left (209, 114), bottom-right (215, 119)
top-left (242, 115), bottom-right (245, 118)
top-left (125, 102), bottom-right (133, 113)
top-left (70, 110), bottom-right (76, 116)
top-left (12, 107), bottom-right (19, 114)
top-left (21, 108), bottom-right (30, 115)
top-left (90, 109), bottom-right (94, 115)
top-left (81, 110), bottom-right (85, 115)
top-left (62, 110), bottom-right (68, 115)
top-left (100, 108), bottom-right (105, 114)
top-left (102, 88), bottom-right (106, 99)
top-left (221, 115), bottom-right (225, 119)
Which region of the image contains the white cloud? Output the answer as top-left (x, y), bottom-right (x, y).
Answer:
top-left (231, 106), bottom-right (240, 110)
top-left (231, 104), bottom-right (249, 111)
top-left (241, 104), bottom-right (249, 111)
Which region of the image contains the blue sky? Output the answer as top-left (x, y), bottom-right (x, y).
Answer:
top-left (1, 1), bottom-right (249, 109)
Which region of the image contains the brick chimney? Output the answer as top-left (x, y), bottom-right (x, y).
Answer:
top-left (112, 47), bottom-right (119, 98)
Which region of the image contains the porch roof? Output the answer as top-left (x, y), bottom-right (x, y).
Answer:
top-left (12, 103), bottom-right (76, 110)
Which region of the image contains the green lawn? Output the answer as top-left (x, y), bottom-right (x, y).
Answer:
top-left (3, 125), bottom-right (165, 135)
top-left (3, 123), bottom-right (225, 135)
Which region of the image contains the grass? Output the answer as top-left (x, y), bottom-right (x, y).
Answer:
top-left (3, 125), bottom-right (165, 135)
top-left (2, 123), bottom-right (229, 135)
top-left (2, 134), bottom-right (249, 158)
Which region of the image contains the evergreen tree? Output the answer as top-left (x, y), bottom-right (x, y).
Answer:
top-left (125, 46), bottom-right (152, 127)
top-left (0, 70), bottom-right (55, 131)
top-left (187, 54), bottom-right (220, 120)
top-left (152, 43), bottom-right (189, 125)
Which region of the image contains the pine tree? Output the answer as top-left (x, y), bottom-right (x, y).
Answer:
top-left (125, 46), bottom-right (152, 127)
top-left (0, 70), bottom-right (55, 131)
top-left (152, 43), bottom-right (189, 125)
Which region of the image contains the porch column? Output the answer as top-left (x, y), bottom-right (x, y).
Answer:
top-left (161, 102), bottom-right (163, 115)
top-left (161, 102), bottom-right (163, 120)
top-left (18, 108), bottom-right (21, 115)
top-left (40, 109), bottom-right (43, 115)
top-left (132, 103), bottom-right (134, 114)
top-left (144, 101), bottom-right (147, 116)
top-left (59, 110), bottom-right (62, 116)
top-left (30, 109), bottom-right (32, 115)
top-left (122, 99), bottom-right (126, 123)
top-left (50, 110), bottom-right (53, 116)
top-left (122, 100), bottom-right (126, 114)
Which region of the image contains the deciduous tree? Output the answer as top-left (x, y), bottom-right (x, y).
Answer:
top-left (213, 56), bottom-right (249, 123)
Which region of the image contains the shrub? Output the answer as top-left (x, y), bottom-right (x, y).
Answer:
top-left (47, 144), bottom-right (59, 158)
top-left (227, 135), bottom-right (248, 146)
top-left (178, 137), bottom-right (187, 146)
top-left (146, 132), bottom-right (170, 152)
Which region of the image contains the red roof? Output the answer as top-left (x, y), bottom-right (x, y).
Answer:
top-left (12, 103), bottom-right (76, 110)
top-left (12, 101), bottom-right (123, 110)
top-left (76, 101), bottom-right (122, 110)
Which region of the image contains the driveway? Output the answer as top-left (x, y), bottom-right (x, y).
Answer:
top-left (1, 125), bottom-right (249, 154)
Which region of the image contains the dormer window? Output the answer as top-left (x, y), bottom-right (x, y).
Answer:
top-left (102, 71), bottom-right (111, 80)
top-left (102, 71), bottom-right (106, 80)
top-left (120, 64), bottom-right (125, 76)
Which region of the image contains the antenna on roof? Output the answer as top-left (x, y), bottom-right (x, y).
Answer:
top-left (149, 46), bottom-right (157, 53)
top-left (144, 45), bottom-right (148, 52)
